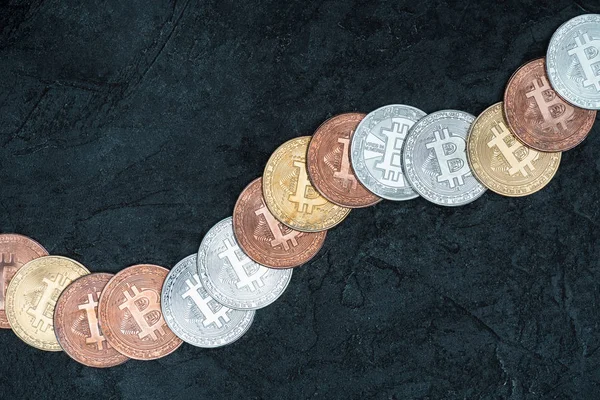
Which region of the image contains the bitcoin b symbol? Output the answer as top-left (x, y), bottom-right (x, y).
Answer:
top-left (332, 137), bottom-right (357, 190)
top-left (527, 75), bottom-right (575, 133)
top-left (487, 122), bottom-right (537, 177)
top-left (27, 273), bottom-right (70, 332)
top-left (78, 292), bottom-right (107, 350)
top-left (0, 253), bottom-right (16, 310)
top-left (568, 32), bottom-right (600, 91)
top-left (182, 274), bottom-right (231, 328)
top-left (288, 160), bottom-right (327, 213)
top-left (255, 202), bottom-right (300, 251)
top-left (375, 122), bottom-right (407, 184)
top-left (426, 128), bottom-right (470, 188)
top-left (218, 238), bottom-right (268, 292)
top-left (118, 285), bottom-right (166, 340)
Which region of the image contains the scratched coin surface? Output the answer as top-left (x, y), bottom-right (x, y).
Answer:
top-left (0, 234), bottom-right (48, 329)
top-left (5, 256), bottom-right (89, 351)
top-left (505, 58), bottom-right (596, 151)
top-left (234, 178), bottom-right (326, 268)
top-left (467, 102), bottom-right (561, 197)
top-left (263, 136), bottom-right (350, 232)
top-left (306, 113), bottom-right (382, 207)
top-left (350, 104), bottom-right (427, 201)
top-left (547, 14), bottom-right (600, 109)
top-left (402, 110), bottom-right (487, 206)
top-left (197, 217), bottom-right (293, 310)
top-left (98, 264), bottom-right (182, 360)
top-left (162, 254), bottom-right (255, 348)
top-left (54, 273), bottom-right (129, 367)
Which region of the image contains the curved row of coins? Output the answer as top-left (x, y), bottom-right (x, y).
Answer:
top-left (0, 14), bottom-right (599, 367)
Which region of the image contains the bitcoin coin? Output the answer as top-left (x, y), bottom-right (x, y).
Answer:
top-left (350, 104), bottom-right (426, 201)
top-left (263, 136), bottom-right (350, 232)
top-left (0, 234), bottom-right (48, 329)
top-left (197, 217), bottom-right (293, 310)
top-left (467, 102), bottom-right (561, 197)
top-left (547, 14), bottom-right (600, 109)
top-left (98, 264), bottom-right (182, 360)
top-left (54, 273), bottom-right (129, 367)
top-left (234, 178), bottom-right (326, 269)
top-left (6, 255), bottom-right (89, 351)
top-left (307, 113), bottom-right (382, 207)
top-left (162, 254), bottom-right (255, 348)
top-left (505, 58), bottom-right (596, 151)
top-left (402, 109), bottom-right (487, 206)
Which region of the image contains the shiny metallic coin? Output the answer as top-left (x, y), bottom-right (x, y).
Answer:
top-left (547, 14), bottom-right (600, 109)
top-left (350, 104), bottom-right (427, 201)
top-left (402, 110), bottom-right (487, 206)
top-left (0, 234), bottom-right (48, 329)
top-left (197, 217), bottom-right (292, 310)
top-left (98, 264), bottom-right (183, 360)
top-left (6, 256), bottom-right (89, 351)
top-left (162, 254), bottom-right (255, 348)
top-left (54, 273), bottom-right (129, 367)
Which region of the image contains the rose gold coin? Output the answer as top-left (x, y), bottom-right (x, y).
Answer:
top-left (0, 234), bottom-right (48, 329)
top-left (504, 58), bottom-right (596, 152)
top-left (98, 264), bottom-right (182, 360)
top-left (233, 177), bottom-right (326, 269)
top-left (307, 113), bottom-right (382, 207)
top-left (54, 273), bottom-right (129, 367)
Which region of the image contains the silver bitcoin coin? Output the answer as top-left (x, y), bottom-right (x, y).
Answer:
top-left (547, 14), bottom-right (600, 110)
top-left (197, 217), bottom-right (293, 310)
top-left (350, 104), bottom-right (427, 201)
top-left (162, 254), bottom-right (255, 348)
top-left (402, 110), bottom-right (486, 206)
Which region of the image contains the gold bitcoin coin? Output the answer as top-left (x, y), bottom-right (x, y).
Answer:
top-left (263, 136), bottom-right (350, 232)
top-left (6, 255), bottom-right (89, 351)
top-left (467, 102), bottom-right (561, 197)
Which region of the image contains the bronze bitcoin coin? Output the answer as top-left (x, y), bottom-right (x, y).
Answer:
top-left (234, 177), bottom-right (326, 268)
top-left (0, 234), bottom-right (48, 329)
top-left (504, 58), bottom-right (596, 152)
top-left (98, 264), bottom-right (182, 360)
top-left (307, 113), bottom-right (382, 208)
top-left (54, 273), bottom-right (129, 368)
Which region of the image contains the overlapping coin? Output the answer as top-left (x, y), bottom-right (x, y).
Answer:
top-left (306, 113), bottom-right (381, 207)
top-left (467, 102), bottom-right (561, 197)
top-left (0, 234), bottom-right (48, 329)
top-left (54, 273), bottom-right (129, 367)
top-left (162, 254), bottom-right (255, 348)
top-left (98, 264), bottom-right (182, 360)
top-left (197, 217), bottom-right (292, 310)
top-left (6, 256), bottom-right (89, 351)
top-left (505, 58), bottom-right (596, 151)
top-left (547, 14), bottom-right (600, 110)
top-left (402, 110), bottom-right (487, 206)
top-left (234, 178), bottom-right (326, 268)
top-left (351, 104), bottom-right (427, 201)
top-left (263, 136), bottom-right (350, 232)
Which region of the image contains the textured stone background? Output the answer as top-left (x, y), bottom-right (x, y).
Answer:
top-left (1, 1), bottom-right (599, 399)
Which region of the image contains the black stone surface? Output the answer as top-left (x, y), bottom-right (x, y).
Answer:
top-left (1, 1), bottom-right (599, 399)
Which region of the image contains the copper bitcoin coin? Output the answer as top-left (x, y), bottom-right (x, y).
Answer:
top-left (98, 264), bottom-right (182, 360)
top-left (233, 177), bottom-right (326, 268)
top-left (307, 113), bottom-right (382, 208)
top-left (504, 58), bottom-right (596, 152)
top-left (54, 273), bottom-right (129, 367)
top-left (0, 234), bottom-right (48, 329)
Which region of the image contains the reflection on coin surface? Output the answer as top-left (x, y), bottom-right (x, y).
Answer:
top-left (197, 217), bottom-right (293, 310)
top-left (162, 254), bottom-right (255, 348)
top-left (467, 102), bottom-right (561, 197)
top-left (6, 256), bottom-right (89, 351)
top-left (234, 178), bottom-right (326, 268)
top-left (54, 273), bottom-right (129, 367)
top-left (307, 113), bottom-right (381, 207)
top-left (402, 109), bottom-right (486, 206)
top-left (263, 136), bottom-right (350, 232)
top-left (505, 58), bottom-right (596, 151)
top-left (350, 104), bottom-right (426, 201)
top-left (98, 264), bottom-right (182, 360)
top-left (0, 234), bottom-right (48, 329)
top-left (547, 14), bottom-right (600, 109)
